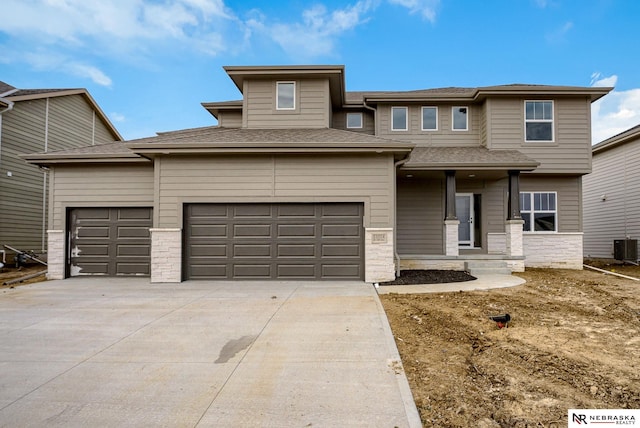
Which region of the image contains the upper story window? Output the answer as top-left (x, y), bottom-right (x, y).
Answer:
top-left (276, 81), bottom-right (295, 110)
top-left (346, 112), bottom-right (363, 129)
top-left (391, 107), bottom-right (408, 131)
top-left (520, 191), bottom-right (557, 232)
top-left (452, 106), bottom-right (468, 131)
top-left (421, 107), bottom-right (438, 131)
top-left (525, 101), bottom-right (554, 142)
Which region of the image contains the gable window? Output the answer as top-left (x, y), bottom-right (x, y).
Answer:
top-left (452, 106), bottom-right (468, 131)
top-left (346, 112), bottom-right (363, 129)
top-left (276, 81), bottom-right (295, 110)
top-left (520, 192), bottom-right (557, 232)
top-left (421, 106), bottom-right (438, 131)
top-left (391, 107), bottom-right (408, 131)
top-left (525, 101), bottom-right (553, 141)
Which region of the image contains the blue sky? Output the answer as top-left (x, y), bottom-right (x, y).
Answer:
top-left (1, 0), bottom-right (638, 143)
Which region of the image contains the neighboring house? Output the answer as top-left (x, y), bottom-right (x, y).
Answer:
top-left (0, 81), bottom-right (122, 257)
top-left (24, 66), bottom-right (611, 282)
top-left (583, 124), bottom-right (640, 260)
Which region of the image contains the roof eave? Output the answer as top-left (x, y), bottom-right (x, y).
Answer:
top-left (22, 153), bottom-right (147, 167)
top-left (592, 125), bottom-right (640, 154)
top-left (403, 162), bottom-right (539, 171)
top-left (475, 87), bottom-right (613, 102)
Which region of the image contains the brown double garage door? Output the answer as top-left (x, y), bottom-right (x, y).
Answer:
top-left (184, 203), bottom-right (364, 280)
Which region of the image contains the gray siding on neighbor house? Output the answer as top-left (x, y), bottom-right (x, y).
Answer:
top-left (218, 111), bottom-right (242, 128)
top-left (1, 99), bottom-right (48, 251)
top-left (376, 104), bottom-right (481, 146)
top-left (243, 79), bottom-right (330, 129)
top-left (521, 175), bottom-right (582, 232)
top-left (583, 139), bottom-right (640, 258)
top-left (487, 97), bottom-right (592, 173)
top-left (49, 164), bottom-right (154, 230)
top-left (156, 154), bottom-right (394, 229)
top-left (0, 94), bottom-right (119, 251)
top-left (331, 110), bottom-right (375, 134)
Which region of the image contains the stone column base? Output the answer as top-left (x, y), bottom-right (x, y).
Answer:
top-left (150, 228), bottom-right (182, 283)
top-left (505, 219), bottom-right (524, 258)
top-left (444, 219), bottom-right (460, 256)
top-left (365, 228), bottom-right (394, 283)
top-left (47, 230), bottom-right (65, 280)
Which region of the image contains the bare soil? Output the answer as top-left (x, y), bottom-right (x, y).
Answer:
top-left (0, 264), bottom-right (47, 288)
top-left (380, 262), bottom-right (640, 427)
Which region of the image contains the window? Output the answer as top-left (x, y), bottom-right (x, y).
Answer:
top-left (525, 101), bottom-right (553, 141)
top-left (421, 106), bottom-right (438, 131)
top-left (452, 106), bottom-right (468, 131)
top-left (276, 82), bottom-right (295, 110)
top-left (520, 192), bottom-right (557, 232)
top-left (391, 107), bottom-right (408, 131)
top-left (346, 112), bottom-right (363, 129)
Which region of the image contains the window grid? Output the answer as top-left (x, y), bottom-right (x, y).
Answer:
top-left (525, 100), bottom-right (554, 142)
top-left (520, 192), bottom-right (557, 232)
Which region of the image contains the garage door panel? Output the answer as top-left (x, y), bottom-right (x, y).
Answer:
top-left (277, 264), bottom-right (316, 278)
top-left (278, 244), bottom-right (316, 257)
top-left (234, 224), bottom-right (271, 237)
top-left (184, 203), bottom-right (363, 280)
top-left (321, 224), bottom-right (362, 238)
top-left (191, 225), bottom-right (227, 238)
top-left (191, 244), bottom-right (227, 257)
top-left (322, 244), bottom-right (361, 257)
top-left (233, 244), bottom-right (272, 258)
top-left (233, 264), bottom-right (272, 278)
top-left (190, 204), bottom-right (228, 218)
top-left (277, 224), bottom-right (315, 237)
top-left (70, 207), bottom-right (152, 277)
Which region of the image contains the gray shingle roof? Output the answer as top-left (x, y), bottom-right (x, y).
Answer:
top-left (0, 81), bottom-right (17, 94)
top-left (405, 146), bottom-right (539, 170)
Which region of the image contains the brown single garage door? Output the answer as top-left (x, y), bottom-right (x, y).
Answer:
top-left (69, 207), bottom-right (152, 276)
top-left (184, 203), bottom-right (364, 280)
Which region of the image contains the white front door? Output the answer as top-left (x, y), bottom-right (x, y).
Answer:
top-left (456, 193), bottom-right (474, 247)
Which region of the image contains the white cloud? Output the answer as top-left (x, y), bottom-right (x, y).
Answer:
top-left (110, 112), bottom-right (126, 122)
top-left (388, 0), bottom-right (440, 22)
top-left (590, 73), bottom-right (640, 143)
top-left (545, 21), bottom-right (573, 43)
top-left (67, 64), bottom-right (113, 87)
top-left (251, 1), bottom-right (377, 59)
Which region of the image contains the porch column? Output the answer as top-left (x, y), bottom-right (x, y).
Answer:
top-left (444, 170), bottom-right (459, 256)
top-left (506, 170), bottom-right (524, 259)
top-left (507, 170), bottom-right (522, 220)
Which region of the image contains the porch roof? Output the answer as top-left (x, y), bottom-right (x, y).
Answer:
top-left (403, 146), bottom-right (539, 171)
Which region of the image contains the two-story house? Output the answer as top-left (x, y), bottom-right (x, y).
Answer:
top-left (0, 81), bottom-right (121, 259)
top-left (24, 66), bottom-right (611, 282)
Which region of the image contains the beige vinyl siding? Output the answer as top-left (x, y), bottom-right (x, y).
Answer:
top-left (376, 104), bottom-right (481, 146)
top-left (157, 154), bottom-right (394, 229)
top-left (396, 177), bottom-right (444, 254)
top-left (244, 79), bottom-right (330, 129)
top-left (583, 139), bottom-right (640, 258)
top-left (487, 97), bottom-right (592, 173)
top-left (218, 111), bottom-right (242, 128)
top-left (49, 164), bottom-right (154, 230)
top-left (479, 102), bottom-right (487, 147)
top-left (331, 110), bottom-right (375, 134)
top-left (47, 95), bottom-right (96, 150)
top-left (521, 175), bottom-right (582, 232)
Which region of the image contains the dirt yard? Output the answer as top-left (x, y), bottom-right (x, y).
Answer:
top-left (380, 262), bottom-right (640, 427)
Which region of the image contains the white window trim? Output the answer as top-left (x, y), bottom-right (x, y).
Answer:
top-left (524, 100), bottom-right (555, 142)
top-left (520, 191), bottom-right (558, 233)
top-left (391, 106), bottom-right (408, 131)
top-left (421, 106), bottom-right (438, 131)
top-left (276, 81), bottom-right (296, 110)
top-left (452, 106), bottom-right (469, 131)
top-left (346, 112), bottom-right (363, 129)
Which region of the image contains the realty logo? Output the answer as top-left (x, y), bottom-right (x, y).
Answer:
top-left (569, 409), bottom-right (639, 427)
top-left (572, 413), bottom-right (588, 424)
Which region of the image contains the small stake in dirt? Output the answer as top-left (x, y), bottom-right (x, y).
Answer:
top-left (489, 313), bottom-right (511, 329)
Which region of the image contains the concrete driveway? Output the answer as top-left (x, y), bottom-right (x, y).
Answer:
top-left (0, 278), bottom-right (420, 427)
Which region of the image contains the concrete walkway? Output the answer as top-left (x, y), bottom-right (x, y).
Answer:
top-left (0, 278), bottom-right (421, 427)
top-left (376, 273), bottom-right (526, 294)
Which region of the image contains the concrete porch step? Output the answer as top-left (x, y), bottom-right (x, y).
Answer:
top-left (464, 260), bottom-right (512, 276)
